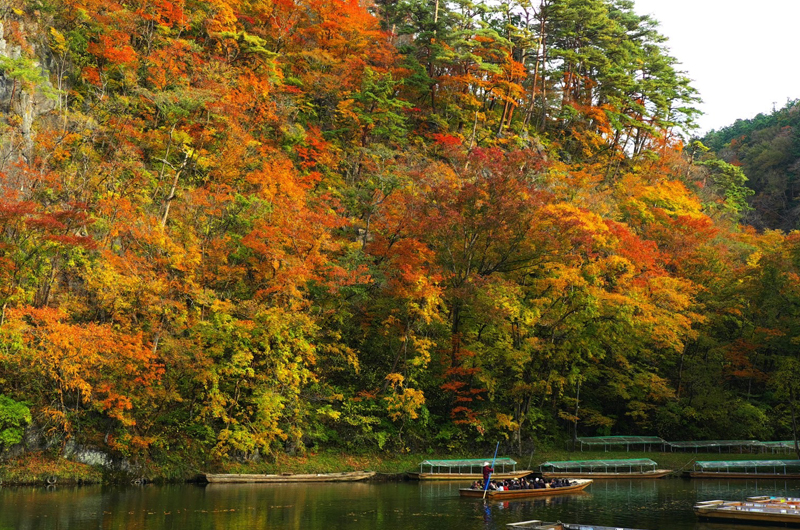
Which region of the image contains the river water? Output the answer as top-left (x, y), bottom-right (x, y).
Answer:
top-left (1, 478), bottom-right (798, 530)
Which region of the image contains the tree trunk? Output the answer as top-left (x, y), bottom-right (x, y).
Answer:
top-left (676, 345), bottom-right (686, 400)
top-left (792, 387), bottom-right (800, 460)
top-left (523, 6), bottom-right (545, 129)
top-left (161, 150), bottom-right (191, 228)
top-left (468, 109), bottom-right (479, 149)
top-left (429, 0), bottom-right (440, 113)
top-left (573, 379), bottom-right (580, 444)
top-left (538, 12), bottom-right (549, 131)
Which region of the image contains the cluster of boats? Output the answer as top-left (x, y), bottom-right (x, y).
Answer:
top-left (198, 455), bottom-right (800, 527)
top-left (411, 457), bottom-right (670, 488)
top-left (416, 456), bottom-right (800, 527)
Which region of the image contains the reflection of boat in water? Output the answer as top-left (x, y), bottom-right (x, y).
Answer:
top-left (695, 497), bottom-right (800, 526)
top-left (687, 460), bottom-right (800, 479)
top-left (540, 459), bottom-right (671, 479)
top-left (408, 458), bottom-right (533, 480)
top-left (460, 479), bottom-right (592, 499)
top-left (199, 471), bottom-right (376, 483)
top-left (507, 520), bottom-right (647, 530)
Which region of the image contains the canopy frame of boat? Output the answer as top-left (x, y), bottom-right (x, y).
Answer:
top-left (540, 458), bottom-right (658, 474)
top-left (575, 436), bottom-right (665, 452)
top-left (760, 441), bottom-right (800, 454)
top-left (667, 439), bottom-right (763, 453)
top-left (692, 459), bottom-right (800, 475)
top-left (417, 457), bottom-right (517, 476)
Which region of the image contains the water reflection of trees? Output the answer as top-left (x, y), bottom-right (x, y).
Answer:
top-left (417, 480), bottom-right (463, 498)
top-left (586, 479), bottom-right (660, 503)
top-left (5, 479), bottom-right (800, 530)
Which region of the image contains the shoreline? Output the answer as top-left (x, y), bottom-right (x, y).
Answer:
top-left (2, 448), bottom-right (796, 486)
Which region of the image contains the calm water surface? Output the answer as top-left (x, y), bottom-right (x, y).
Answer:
top-left (1, 478), bottom-right (799, 530)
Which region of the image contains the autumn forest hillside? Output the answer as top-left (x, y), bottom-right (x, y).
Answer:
top-left (702, 100), bottom-right (800, 232)
top-left (1, 0), bottom-right (799, 473)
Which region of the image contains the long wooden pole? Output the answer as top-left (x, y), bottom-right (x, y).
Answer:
top-left (482, 442), bottom-right (500, 499)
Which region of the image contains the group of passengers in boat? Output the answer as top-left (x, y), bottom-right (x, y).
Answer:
top-left (469, 476), bottom-right (574, 491)
top-left (473, 462), bottom-right (573, 491)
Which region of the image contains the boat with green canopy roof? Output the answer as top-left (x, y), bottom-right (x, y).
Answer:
top-left (688, 459), bottom-right (800, 478)
top-left (540, 458), bottom-right (672, 479)
top-left (407, 458), bottom-right (533, 480)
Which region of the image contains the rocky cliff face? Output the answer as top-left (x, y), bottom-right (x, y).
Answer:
top-left (0, 17), bottom-right (57, 167)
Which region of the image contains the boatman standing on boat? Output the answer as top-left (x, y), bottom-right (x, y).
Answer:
top-left (482, 462), bottom-right (493, 483)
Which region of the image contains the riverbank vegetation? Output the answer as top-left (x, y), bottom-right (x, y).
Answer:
top-left (0, 452), bottom-right (103, 485)
top-left (2, 447), bottom-right (791, 484)
top-left (1, 0), bottom-right (800, 478)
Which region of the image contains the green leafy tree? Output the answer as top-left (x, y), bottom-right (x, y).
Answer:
top-left (0, 395), bottom-right (31, 450)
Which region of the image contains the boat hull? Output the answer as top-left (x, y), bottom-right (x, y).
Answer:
top-left (695, 500), bottom-right (800, 526)
top-left (408, 470), bottom-right (533, 481)
top-left (459, 479), bottom-right (592, 499)
top-left (200, 471), bottom-right (376, 483)
top-left (542, 470), bottom-right (671, 479)
top-left (508, 521), bottom-right (646, 530)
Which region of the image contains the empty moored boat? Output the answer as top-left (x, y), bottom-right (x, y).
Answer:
top-left (694, 498), bottom-right (800, 526)
top-left (199, 471), bottom-right (376, 483)
top-left (687, 459), bottom-right (800, 479)
top-left (540, 459), bottom-right (671, 479)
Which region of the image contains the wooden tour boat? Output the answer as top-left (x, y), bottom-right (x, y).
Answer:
top-left (694, 498), bottom-right (800, 526)
top-left (408, 458), bottom-right (533, 481)
top-left (507, 520), bottom-right (646, 530)
top-left (459, 478), bottom-right (593, 499)
top-left (540, 459), bottom-right (671, 479)
top-left (199, 471), bottom-right (376, 484)
top-left (748, 495), bottom-right (800, 504)
top-left (687, 459), bottom-right (800, 479)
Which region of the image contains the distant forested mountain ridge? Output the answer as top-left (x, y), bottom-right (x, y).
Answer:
top-left (702, 100), bottom-right (800, 230)
top-left (2, 0), bottom-right (800, 473)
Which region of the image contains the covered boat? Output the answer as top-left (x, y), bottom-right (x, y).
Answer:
top-left (459, 478), bottom-right (592, 499)
top-left (540, 459), bottom-right (671, 479)
top-left (695, 498), bottom-right (800, 526)
top-left (199, 471), bottom-right (376, 483)
top-left (687, 459), bottom-right (800, 478)
top-left (575, 435), bottom-right (665, 452)
top-left (507, 520), bottom-right (646, 530)
top-left (408, 458), bottom-right (532, 480)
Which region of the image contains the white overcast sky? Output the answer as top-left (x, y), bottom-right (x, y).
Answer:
top-left (631, 0), bottom-right (800, 134)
